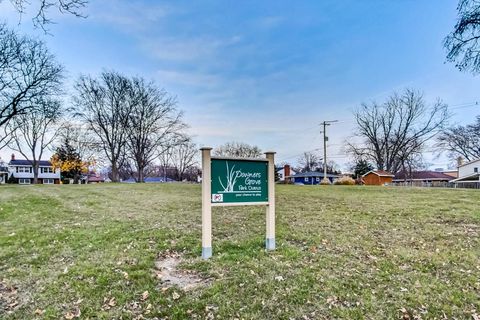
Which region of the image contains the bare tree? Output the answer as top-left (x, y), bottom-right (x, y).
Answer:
top-left (437, 115), bottom-right (480, 161)
top-left (297, 151), bottom-right (321, 172)
top-left (126, 77), bottom-right (186, 182)
top-left (9, 98), bottom-right (62, 183)
top-left (57, 121), bottom-right (99, 164)
top-left (348, 89), bottom-right (449, 173)
top-left (0, 24), bottom-right (63, 148)
top-left (159, 145), bottom-right (174, 181)
top-left (445, 0), bottom-right (480, 73)
top-left (2, 0), bottom-right (87, 30)
top-left (170, 139), bottom-right (198, 181)
top-left (74, 71), bottom-right (132, 182)
top-left (213, 141), bottom-right (262, 158)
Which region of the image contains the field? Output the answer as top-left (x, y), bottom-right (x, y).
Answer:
top-left (0, 184), bottom-right (479, 319)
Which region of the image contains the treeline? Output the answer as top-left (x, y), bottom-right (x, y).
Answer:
top-left (0, 24), bottom-right (197, 183)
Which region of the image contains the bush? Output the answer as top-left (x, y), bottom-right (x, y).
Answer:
top-left (319, 178), bottom-right (331, 185)
top-left (333, 176), bottom-right (356, 185)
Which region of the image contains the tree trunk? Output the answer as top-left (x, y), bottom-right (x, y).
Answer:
top-left (111, 163), bottom-right (120, 182)
top-left (137, 169), bottom-right (144, 183)
top-left (33, 162), bottom-right (39, 184)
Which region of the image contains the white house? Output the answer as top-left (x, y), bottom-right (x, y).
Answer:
top-left (451, 158), bottom-right (480, 188)
top-left (277, 164), bottom-right (297, 182)
top-left (8, 154), bottom-right (61, 184)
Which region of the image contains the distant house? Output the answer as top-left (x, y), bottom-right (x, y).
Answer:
top-left (0, 163), bottom-right (8, 184)
top-left (86, 173), bottom-right (106, 184)
top-left (442, 170), bottom-right (458, 179)
top-left (8, 154), bottom-right (60, 184)
top-left (145, 176), bottom-right (175, 183)
top-left (362, 170), bottom-right (394, 185)
top-left (451, 159), bottom-right (480, 188)
top-left (276, 164), bottom-right (297, 182)
top-left (393, 171), bottom-right (454, 187)
top-left (288, 171), bottom-right (339, 185)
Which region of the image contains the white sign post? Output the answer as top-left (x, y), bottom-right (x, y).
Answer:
top-left (265, 151), bottom-right (276, 250)
top-left (201, 147), bottom-right (213, 259)
top-left (200, 147), bottom-right (276, 259)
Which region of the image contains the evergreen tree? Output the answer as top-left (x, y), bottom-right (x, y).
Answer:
top-left (353, 159), bottom-right (374, 178)
top-left (51, 137), bottom-right (88, 183)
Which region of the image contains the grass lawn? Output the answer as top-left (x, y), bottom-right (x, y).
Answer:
top-left (1, 184), bottom-right (479, 319)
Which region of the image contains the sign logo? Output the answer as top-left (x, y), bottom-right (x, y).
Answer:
top-left (212, 194), bottom-right (223, 202)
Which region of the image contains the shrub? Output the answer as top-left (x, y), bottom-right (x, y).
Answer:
top-left (334, 176), bottom-right (356, 185)
top-left (319, 178), bottom-right (331, 185)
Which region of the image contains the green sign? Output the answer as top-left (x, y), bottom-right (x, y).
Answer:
top-left (211, 158), bottom-right (268, 203)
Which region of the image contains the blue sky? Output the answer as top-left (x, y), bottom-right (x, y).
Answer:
top-left (1, 0), bottom-right (479, 169)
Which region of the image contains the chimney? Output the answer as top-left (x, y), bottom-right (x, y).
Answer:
top-left (457, 156), bottom-right (464, 167)
top-left (11, 153), bottom-right (15, 161)
top-left (284, 164), bottom-right (291, 178)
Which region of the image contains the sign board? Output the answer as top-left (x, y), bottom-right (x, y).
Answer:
top-left (210, 158), bottom-right (268, 204)
top-left (200, 148), bottom-right (276, 259)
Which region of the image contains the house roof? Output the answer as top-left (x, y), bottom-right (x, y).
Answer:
top-left (393, 171), bottom-right (454, 181)
top-left (9, 159), bottom-right (52, 166)
top-left (288, 171), bottom-right (339, 178)
top-left (362, 170), bottom-right (395, 177)
top-left (451, 172), bottom-right (480, 183)
top-left (87, 175), bottom-right (105, 182)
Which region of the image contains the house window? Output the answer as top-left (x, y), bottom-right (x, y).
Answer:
top-left (43, 178), bottom-right (54, 184)
top-left (18, 167), bottom-right (31, 173)
top-left (41, 167), bottom-right (54, 174)
top-left (18, 178), bottom-right (31, 184)
top-left (304, 177), bottom-right (309, 182)
top-left (475, 167), bottom-right (478, 173)
top-left (316, 177), bottom-right (320, 182)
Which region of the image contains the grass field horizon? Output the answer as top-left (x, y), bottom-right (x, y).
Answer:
top-left (1, 184), bottom-right (479, 319)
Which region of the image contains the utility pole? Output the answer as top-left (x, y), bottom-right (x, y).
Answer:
top-left (320, 120), bottom-right (338, 183)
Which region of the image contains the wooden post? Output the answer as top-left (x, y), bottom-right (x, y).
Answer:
top-left (201, 147), bottom-right (212, 259)
top-left (265, 151), bottom-right (276, 250)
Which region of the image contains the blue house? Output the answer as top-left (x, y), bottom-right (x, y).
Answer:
top-left (288, 171), bottom-right (339, 185)
top-left (145, 176), bottom-right (175, 183)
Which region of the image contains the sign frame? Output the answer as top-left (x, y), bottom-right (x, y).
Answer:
top-left (200, 147), bottom-right (276, 259)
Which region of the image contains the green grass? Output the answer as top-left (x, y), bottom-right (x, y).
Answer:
top-left (0, 184), bottom-right (479, 319)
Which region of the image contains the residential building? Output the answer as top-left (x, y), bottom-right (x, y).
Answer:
top-left (362, 170), bottom-right (394, 185)
top-left (145, 177), bottom-right (176, 183)
top-left (451, 159), bottom-right (480, 188)
top-left (393, 171), bottom-right (454, 187)
top-left (276, 164), bottom-right (297, 182)
top-left (8, 154), bottom-right (61, 184)
top-left (0, 162), bottom-right (8, 184)
top-left (442, 170), bottom-right (458, 179)
top-left (288, 171), bottom-right (339, 185)
top-left (86, 173), bottom-right (106, 184)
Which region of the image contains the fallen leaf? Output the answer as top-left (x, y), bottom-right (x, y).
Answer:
top-left (172, 291), bottom-right (180, 300)
top-left (108, 297), bottom-right (116, 307)
top-left (274, 276), bottom-right (284, 281)
top-left (141, 290), bottom-right (149, 301)
top-left (34, 308), bottom-right (44, 315)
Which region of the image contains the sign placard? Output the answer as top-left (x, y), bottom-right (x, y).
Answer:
top-left (200, 147), bottom-right (276, 259)
top-left (210, 158), bottom-right (268, 204)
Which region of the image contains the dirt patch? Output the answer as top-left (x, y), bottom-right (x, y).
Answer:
top-left (0, 280), bottom-right (20, 315)
top-left (154, 252), bottom-right (209, 291)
